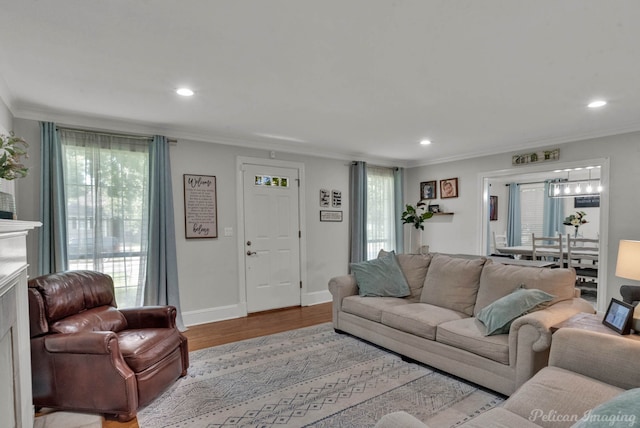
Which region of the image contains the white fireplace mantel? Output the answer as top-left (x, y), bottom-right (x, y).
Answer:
top-left (0, 219), bottom-right (41, 428)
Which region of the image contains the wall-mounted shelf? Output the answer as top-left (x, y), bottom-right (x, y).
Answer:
top-left (433, 212), bottom-right (454, 216)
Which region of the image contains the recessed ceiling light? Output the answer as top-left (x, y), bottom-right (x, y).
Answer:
top-left (420, 139), bottom-right (432, 145)
top-left (587, 100), bottom-right (607, 108)
top-left (176, 88), bottom-right (194, 97)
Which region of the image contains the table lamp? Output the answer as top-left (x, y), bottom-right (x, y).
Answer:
top-left (615, 240), bottom-right (640, 332)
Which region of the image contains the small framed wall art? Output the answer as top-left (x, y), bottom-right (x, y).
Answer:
top-left (440, 178), bottom-right (459, 198)
top-left (332, 190), bottom-right (342, 208)
top-left (320, 210), bottom-right (343, 222)
top-left (320, 189), bottom-right (330, 207)
top-left (420, 181), bottom-right (437, 200)
top-left (490, 196), bottom-right (498, 221)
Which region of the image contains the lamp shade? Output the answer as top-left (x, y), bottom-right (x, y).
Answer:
top-left (615, 240), bottom-right (640, 281)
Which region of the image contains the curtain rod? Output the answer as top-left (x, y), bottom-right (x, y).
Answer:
top-left (56, 126), bottom-right (178, 144)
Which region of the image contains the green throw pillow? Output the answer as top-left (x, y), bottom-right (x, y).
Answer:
top-left (477, 288), bottom-right (554, 336)
top-left (351, 251), bottom-right (410, 298)
top-left (571, 388), bottom-right (640, 428)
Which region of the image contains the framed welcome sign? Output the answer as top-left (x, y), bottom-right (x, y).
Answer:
top-left (184, 174), bottom-right (218, 239)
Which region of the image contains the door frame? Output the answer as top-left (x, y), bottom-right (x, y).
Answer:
top-left (236, 156), bottom-right (307, 316)
top-left (477, 157), bottom-right (610, 312)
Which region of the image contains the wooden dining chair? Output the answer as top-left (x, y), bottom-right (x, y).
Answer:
top-left (566, 234), bottom-right (599, 282)
top-left (491, 231), bottom-right (508, 254)
top-left (531, 233), bottom-right (563, 267)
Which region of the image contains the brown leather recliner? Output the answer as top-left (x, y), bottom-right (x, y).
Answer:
top-left (28, 270), bottom-right (189, 421)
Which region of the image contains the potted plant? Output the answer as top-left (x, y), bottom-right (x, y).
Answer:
top-left (401, 201), bottom-right (433, 253)
top-left (0, 132), bottom-right (28, 180)
top-left (0, 132), bottom-right (29, 218)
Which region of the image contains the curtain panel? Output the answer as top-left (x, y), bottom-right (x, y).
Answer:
top-left (507, 183), bottom-right (522, 246)
top-left (349, 161), bottom-right (367, 264)
top-left (146, 136), bottom-right (184, 330)
top-left (38, 122), bottom-right (68, 275)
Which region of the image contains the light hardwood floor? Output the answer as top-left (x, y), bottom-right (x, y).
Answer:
top-left (104, 302), bottom-right (332, 428)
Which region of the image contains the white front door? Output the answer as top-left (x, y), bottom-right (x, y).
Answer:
top-left (243, 164), bottom-right (301, 312)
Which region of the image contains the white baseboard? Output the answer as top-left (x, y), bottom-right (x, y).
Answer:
top-left (182, 302), bottom-right (247, 327)
top-left (302, 290), bottom-right (332, 306)
top-left (182, 293), bottom-right (330, 328)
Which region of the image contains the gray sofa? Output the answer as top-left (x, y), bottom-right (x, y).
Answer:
top-left (374, 328), bottom-right (640, 428)
top-left (329, 253), bottom-right (595, 396)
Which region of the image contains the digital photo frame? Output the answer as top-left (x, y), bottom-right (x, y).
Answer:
top-left (602, 298), bottom-right (635, 335)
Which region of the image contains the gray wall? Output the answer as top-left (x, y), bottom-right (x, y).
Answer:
top-left (0, 97), bottom-right (12, 133)
top-left (11, 109), bottom-right (640, 321)
top-left (13, 118), bottom-right (350, 325)
top-left (406, 132), bottom-right (640, 309)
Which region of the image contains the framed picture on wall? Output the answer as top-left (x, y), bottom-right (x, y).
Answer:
top-left (490, 196), bottom-right (498, 221)
top-left (440, 178), bottom-right (459, 198)
top-left (420, 181), bottom-right (437, 200)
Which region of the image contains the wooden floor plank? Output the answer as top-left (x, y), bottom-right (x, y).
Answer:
top-left (103, 302), bottom-right (332, 428)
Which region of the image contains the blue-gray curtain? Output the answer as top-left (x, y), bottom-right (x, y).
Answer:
top-left (506, 183), bottom-right (522, 246)
top-left (145, 136), bottom-right (184, 330)
top-left (393, 167), bottom-right (404, 253)
top-left (543, 179), bottom-right (565, 238)
top-left (349, 161), bottom-right (367, 264)
top-left (38, 122), bottom-right (68, 275)
top-left (486, 190), bottom-right (492, 255)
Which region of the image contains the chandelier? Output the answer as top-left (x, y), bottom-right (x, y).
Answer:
top-left (548, 167), bottom-right (603, 198)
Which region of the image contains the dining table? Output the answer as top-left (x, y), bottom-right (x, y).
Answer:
top-left (495, 245), bottom-right (599, 260)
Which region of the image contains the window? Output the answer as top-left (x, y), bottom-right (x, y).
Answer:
top-left (60, 130), bottom-right (150, 307)
top-left (519, 183), bottom-right (544, 244)
top-left (366, 166), bottom-right (397, 259)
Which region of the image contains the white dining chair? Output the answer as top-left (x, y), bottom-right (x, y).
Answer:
top-left (566, 234), bottom-right (599, 278)
top-left (531, 233), bottom-right (563, 267)
top-left (492, 231), bottom-right (508, 254)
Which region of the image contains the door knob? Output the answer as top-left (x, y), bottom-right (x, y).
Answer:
top-left (247, 250), bottom-right (257, 256)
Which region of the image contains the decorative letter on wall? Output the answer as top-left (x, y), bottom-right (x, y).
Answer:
top-left (184, 174), bottom-right (218, 239)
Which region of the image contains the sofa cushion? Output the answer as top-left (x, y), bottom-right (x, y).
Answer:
top-left (342, 296), bottom-right (410, 323)
top-left (379, 250), bottom-right (432, 301)
top-left (571, 388), bottom-right (640, 427)
top-left (504, 366), bottom-right (624, 428)
top-left (420, 254), bottom-right (486, 316)
top-left (436, 317), bottom-right (509, 364)
top-left (474, 262), bottom-right (576, 316)
top-left (381, 303), bottom-right (467, 340)
top-left (117, 328), bottom-right (183, 373)
top-left (476, 288), bottom-right (555, 336)
top-left (51, 306), bottom-right (128, 334)
top-left (351, 251), bottom-right (410, 297)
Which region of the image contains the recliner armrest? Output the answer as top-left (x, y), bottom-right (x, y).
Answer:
top-left (119, 306), bottom-right (177, 329)
top-left (44, 331), bottom-right (119, 354)
top-left (550, 328), bottom-right (640, 390)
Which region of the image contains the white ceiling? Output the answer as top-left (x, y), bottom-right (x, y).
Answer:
top-left (1, 1), bottom-right (639, 167)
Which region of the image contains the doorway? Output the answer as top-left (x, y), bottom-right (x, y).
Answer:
top-left (237, 157), bottom-right (306, 313)
top-left (478, 158), bottom-right (610, 311)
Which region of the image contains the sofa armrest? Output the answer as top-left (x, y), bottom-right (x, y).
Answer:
top-left (328, 275), bottom-right (358, 329)
top-left (329, 275), bottom-right (358, 304)
top-left (120, 306), bottom-right (177, 329)
top-left (510, 297), bottom-right (595, 352)
top-left (507, 297), bottom-right (595, 390)
top-left (44, 331), bottom-right (119, 354)
top-left (550, 328), bottom-right (640, 390)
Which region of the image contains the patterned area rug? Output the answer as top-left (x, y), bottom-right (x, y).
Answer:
top-left (138, 323), bottom-right (504, 427)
